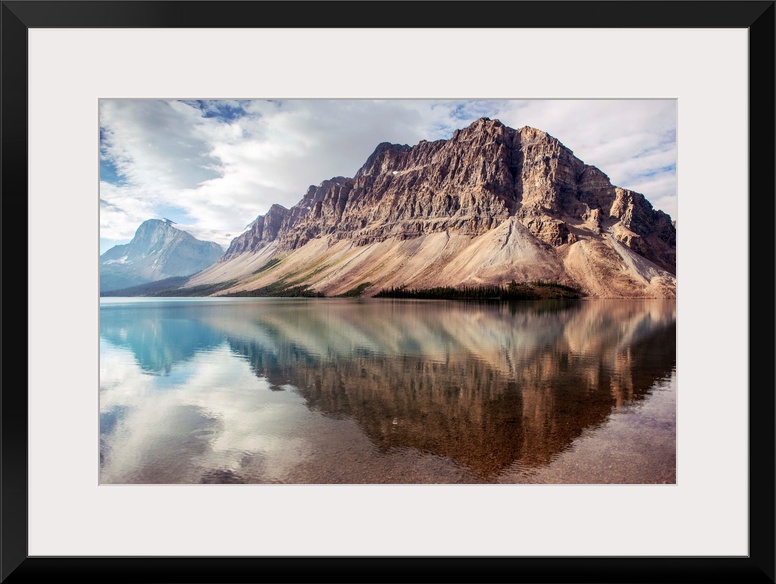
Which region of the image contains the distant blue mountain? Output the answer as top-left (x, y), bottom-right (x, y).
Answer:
top-left (100, 219), bottom-right (223, 292)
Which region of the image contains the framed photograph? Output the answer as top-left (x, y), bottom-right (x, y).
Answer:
top-left (3, 1), bottom-right (773, 582)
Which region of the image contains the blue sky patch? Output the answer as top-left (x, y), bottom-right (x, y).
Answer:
top-left (100, 157), bottom-right (126, 185)
top-left (155, 204), bottom-right (192, 226)
top-left (639, 164), bottom-right (676, 179)
top-left (182, 99), bottom-right (247, 122)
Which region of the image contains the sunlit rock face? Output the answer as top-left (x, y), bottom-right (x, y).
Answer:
top-left (189, 118), bottom-right (676, 298)
top-left (100, 219), bottom-right (223, 292)
top-left (221, 203), bottom-right (291, 260)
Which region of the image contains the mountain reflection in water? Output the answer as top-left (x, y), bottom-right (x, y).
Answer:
top-left (99, 298), bottom-right (676, 483)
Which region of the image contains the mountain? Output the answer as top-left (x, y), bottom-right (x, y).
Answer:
top-left (100, 219), bottom-right (224, 292)
top-left (187, 118), bottom-right (676, 298)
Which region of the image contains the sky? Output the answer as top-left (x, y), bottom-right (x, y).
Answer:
top-left (99, 99), bottom-right (676, 254)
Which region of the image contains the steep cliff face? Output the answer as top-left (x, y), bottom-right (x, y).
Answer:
top-left (188, 118), bottom-right (676, 298)
top-left (222, 204), bottom-right (290, 260)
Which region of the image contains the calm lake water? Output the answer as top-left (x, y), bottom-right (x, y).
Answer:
top-left (99, 297), bottom-right (676, 484)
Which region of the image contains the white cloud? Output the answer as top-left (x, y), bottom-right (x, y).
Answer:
top-left (99, 340), bottom-right (317, 484)
top-left (99, 181), bottom-right (157, 243)
top-left (99, 99), bottom-right (677, 252)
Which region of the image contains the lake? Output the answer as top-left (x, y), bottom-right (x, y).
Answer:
top-left (99, 297), bottom-right (676, 484)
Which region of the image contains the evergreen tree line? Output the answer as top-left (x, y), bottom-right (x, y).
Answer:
top-left (373, 280), bottom-right (580, 300)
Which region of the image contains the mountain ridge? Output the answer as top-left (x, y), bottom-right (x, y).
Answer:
top-left (100, 219), bottom-right (224, 292)
top-left (187, 118), bottom-right (676, 298)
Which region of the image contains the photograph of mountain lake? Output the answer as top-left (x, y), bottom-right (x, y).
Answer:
top-left (100, 99), bottom-right (676, 484)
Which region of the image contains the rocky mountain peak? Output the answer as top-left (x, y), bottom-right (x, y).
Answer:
top-left (518, 125), bottom-right (552, 141)
top-left (199, 118), bottom-right (676, 298)
top-left (462, 116), bottom-right (503, 131)
top-left (100, 219), bottom-right (223, 292)
top-left (356, 143), bottom-right (413, 178)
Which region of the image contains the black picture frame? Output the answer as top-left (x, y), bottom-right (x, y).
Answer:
top-left (2, 2), bottom-right (774, 583)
